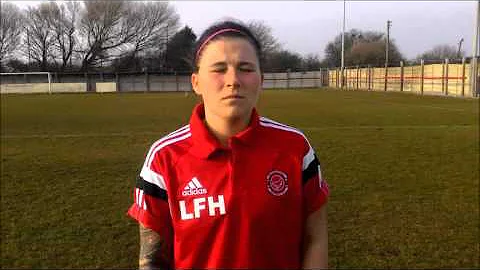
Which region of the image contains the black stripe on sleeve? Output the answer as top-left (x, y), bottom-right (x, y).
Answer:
top-left (302, 154), bottom-right (320, 185)
top-left (136, 176), bottom-right (168, 201)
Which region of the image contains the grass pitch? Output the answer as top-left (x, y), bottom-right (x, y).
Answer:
top-left (1, 88), bottom-right (478, 268)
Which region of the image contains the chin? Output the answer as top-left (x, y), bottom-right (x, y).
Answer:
top-left (220, 105), bottom-right (251, 120)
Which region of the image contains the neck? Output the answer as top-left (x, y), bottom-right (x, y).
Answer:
top-left (204, 112), bottom-right (252, 147)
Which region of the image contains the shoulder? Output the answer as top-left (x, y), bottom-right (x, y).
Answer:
top-left (259, 116), bottom-right (310, 143)
top-left (258, 117), bottom-right (320, 175)
top-left (258, 116), bottom-right (312, 151)
top-left (143, 124), bottom-right (192, 169)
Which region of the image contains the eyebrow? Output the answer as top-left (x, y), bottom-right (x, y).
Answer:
top-left (209, 61), bottom-right (256, 68)
top-left (209, 62), bottom-right (227, 68)
top-left (238, 61), bottom-right (256, 67)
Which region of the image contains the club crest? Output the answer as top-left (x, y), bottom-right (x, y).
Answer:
top-left (266, 170), bottom-right (288, 196)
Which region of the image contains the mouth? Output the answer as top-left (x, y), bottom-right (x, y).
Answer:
top-left (222, 95), bottom-right (245, 100)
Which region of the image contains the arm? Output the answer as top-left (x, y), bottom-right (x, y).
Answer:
top-left (139, 223), bottom-right (172, 270)
top-left (302, 203), bottom-right (328, 269)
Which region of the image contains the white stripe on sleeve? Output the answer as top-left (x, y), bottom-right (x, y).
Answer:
top-left (138, 190), bottom-right (144, 207)
top-left (144, 125), bottom-right (190, 168)
top-left (146, 132), bottom-right (191, 168)
top-left (140, 166), bottom-right (167, 190)
top-left (302, 146), bottom-right (315, 171)
top-left (318, 165), bottom-right (323, 187)
top-left (135, 188), bottom-right (139, 205)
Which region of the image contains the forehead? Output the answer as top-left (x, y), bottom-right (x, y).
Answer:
top-left (198, 37), bottom-right (258, 64)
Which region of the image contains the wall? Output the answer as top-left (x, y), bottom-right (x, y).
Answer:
top-left (0, 82), bottom-right (86, 94)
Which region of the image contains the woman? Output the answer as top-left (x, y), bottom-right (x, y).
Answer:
top-left (127, 19), bottom-right (329, 269)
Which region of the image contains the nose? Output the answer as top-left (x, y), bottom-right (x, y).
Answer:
top-left (225, 67), bottom-right (240, 89)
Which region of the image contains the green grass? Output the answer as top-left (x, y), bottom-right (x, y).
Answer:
top-left (1, 89), bottom-right (478, 268)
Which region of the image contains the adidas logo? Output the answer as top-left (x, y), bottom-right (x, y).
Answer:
top-left (182, 177), bottom-right (207, 196)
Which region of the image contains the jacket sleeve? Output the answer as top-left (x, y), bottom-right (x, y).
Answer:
top-left (301, 142), bottom-right (329, 217)
top-left (127, 147), bottom-right (172, 238)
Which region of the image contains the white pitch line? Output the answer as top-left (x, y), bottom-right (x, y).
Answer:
top-left (1, 125), bottom-right (477, 139)
top-left (0, 131), bottom-right (165, 139)
top-left (376, 101), bottom-right (476, 113)
top-left (411, 105), bottom-right (471, 112)
top-left (301, 125), bottom-right (477, 131)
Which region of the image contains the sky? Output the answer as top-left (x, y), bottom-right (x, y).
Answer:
top-left (8, 1), bottom-right (479, 60)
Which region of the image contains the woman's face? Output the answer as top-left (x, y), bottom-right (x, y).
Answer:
top-left (191, 37), bottom-right (262, 122)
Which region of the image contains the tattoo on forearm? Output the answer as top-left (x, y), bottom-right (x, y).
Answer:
top-left (139, 224), bottom-right (171, 269)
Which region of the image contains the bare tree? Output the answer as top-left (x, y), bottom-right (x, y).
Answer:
top-left (324, 28), bottom-right (403, 67)
top-left (76, 1), bottom-right (124, 71)
top-left (248, 20), bottom-right (280, 53)
top-left (263, 50), bottom-right (303, 72)
top-left (416, 44), bottom-right (463, 61)
top-left (23, 2), bottom-right (59, 71)
top-left (0, 2), bottom-right (24, 66)
top-left (77, 1), bottom-right (179, 71)
top-left (302, 53), bottom-right (322, 70)
top-left (346, 40), bottom-right (403, 66)
top-left (123, 2), bottom-right (179, 57)
top-left (247, 20), bottom-right (281, 66)
top-left (44, 1), bottom-right (79, 71)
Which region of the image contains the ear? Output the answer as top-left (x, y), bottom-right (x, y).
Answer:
top-left (191, 73), bottom-right (202, 96)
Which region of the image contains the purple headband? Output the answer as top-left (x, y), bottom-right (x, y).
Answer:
top-left (195, 28), bottom-right (247, 62)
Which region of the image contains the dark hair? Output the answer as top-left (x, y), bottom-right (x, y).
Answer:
top-left (192, 19), bottom-right (263, 73)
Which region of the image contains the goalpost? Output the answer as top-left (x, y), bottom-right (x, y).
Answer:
top-left (1, 72), bottom-right (52, 94)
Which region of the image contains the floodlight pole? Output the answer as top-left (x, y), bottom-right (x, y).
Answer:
top-left (48, 72), bottom-right (52, 94)
top-left (385, 20), bottom-right (391, 67)
top-left (457, 38), bottom-right (464, 58)
top-left (384, 20), bottom-right (391, 92)
top-left (341, 0), bottom-right (346, 89)
top-left (471, 0), bottom-right (479, 97)
top-left (165, 24), bottom-right (169, 71)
